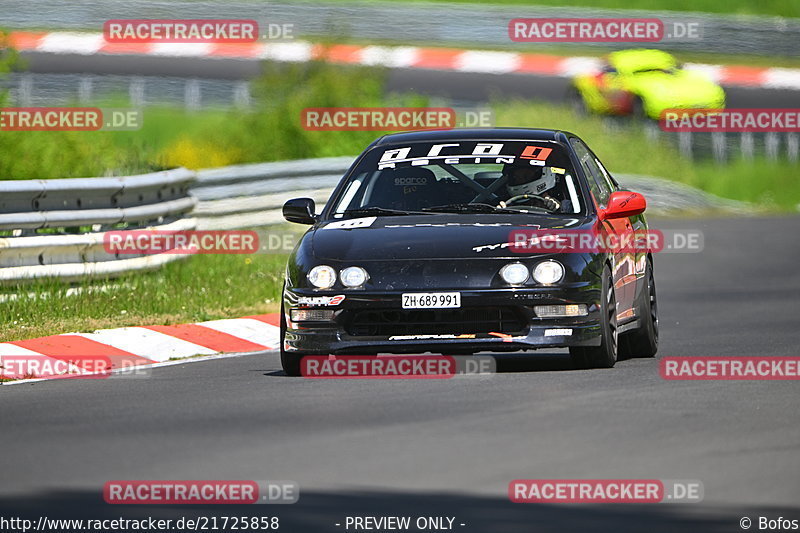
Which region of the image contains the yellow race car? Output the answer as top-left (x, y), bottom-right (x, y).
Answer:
top-left (571, 49), bottom-right (726, 119)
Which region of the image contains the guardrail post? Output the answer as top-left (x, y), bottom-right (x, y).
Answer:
top-left (78, 76), bottom-right (93, 103)
top-left (233, 81), bottom-right (251, 109)
top-left (18, 74), bottom-right (33, 106)
top-left (711, 132), bottom-right (726, 164)
top-left (129, 77), bottom-right (145, 107)
top-left (185, 79), bottom-right (201, 111)
top-left (765, 132), bottom-right (780, 161)
top-left (787, 133), bottom-right (799, 163)
top-left (678, 131), bottom-right (692, 159)
top-left (740, 133), bottom-right (754, 161)
top-left (644, 122), bottom-right (660, 142)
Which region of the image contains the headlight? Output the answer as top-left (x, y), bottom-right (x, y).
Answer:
top-left (532, 260), bottom-right (564, 285)
top-left (340, 266), bottom-right (368, 288)
top-left (307, 265), bottom-right (336, 289)
top-left (499, 262), bottom-right (529, 285)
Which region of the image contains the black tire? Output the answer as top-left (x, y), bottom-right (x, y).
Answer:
top-left (631, 96), bottom-right (647, 121)
top-left (568, 86), bottom-right (588, 117)
top-left (279, 301), bottom-right (304, 377)
top-left (620, 258), bottom-right (659, 358)
top-left (570, 266), bottom-right (618, 369)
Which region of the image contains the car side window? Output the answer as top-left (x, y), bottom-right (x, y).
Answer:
top-left (591, 155), bottom-right (618, 193)
top-left (570, 138), bottom-right (611, 207)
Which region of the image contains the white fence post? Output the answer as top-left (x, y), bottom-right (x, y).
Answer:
top-left (129, 77), bottom-right (145, 107)
top-left (185, 79), bottom-right (201, 111)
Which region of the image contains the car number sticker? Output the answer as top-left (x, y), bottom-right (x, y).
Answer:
top-left (401, 292), bottom-right (461, 309)
top-left (323, 217), bottom-right (377, 230)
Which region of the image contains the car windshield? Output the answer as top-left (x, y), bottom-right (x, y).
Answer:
top-left (609, 50), bottom-right (677, 75)
top-left (329, 140), bottom-right (585, 217)
top-left (633, 67), bottom-right (678, 75)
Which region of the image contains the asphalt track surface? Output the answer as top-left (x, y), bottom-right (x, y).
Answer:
top-left (1, 215), bottom-right (799, 532)
top-left (19, 51), bottom-right (800, 108)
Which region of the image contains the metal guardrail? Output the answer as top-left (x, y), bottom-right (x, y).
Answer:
top-left (192, 157), bottom-right (354, 230)
top-left (626, 122), bottom-right (800, 163)
top-left (0, 168), bottom-right (197, 283)
top-left (0, 168), bottom-right (196, 231)
top-left (667, 131), bottom-right (800, 163)
top-left (0, 158), bottom-right (355, 283)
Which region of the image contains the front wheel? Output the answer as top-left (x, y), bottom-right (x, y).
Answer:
top-left (280, 301), bottom-right (305, 376)
top-left (570, 266), bottom-right (618, 369)
top-left (620, 258), bottom-right (658, 358)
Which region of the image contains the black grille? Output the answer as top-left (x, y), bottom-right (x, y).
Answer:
top-left (344, 307), bottom-right (526, 337)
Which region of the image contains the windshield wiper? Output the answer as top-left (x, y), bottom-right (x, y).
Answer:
top-left (340, 207), bottom-right (425, 217)
top-left (422, 203), bottom-right (548, 214)
top-left (422, 203), bottom-right (499, 213)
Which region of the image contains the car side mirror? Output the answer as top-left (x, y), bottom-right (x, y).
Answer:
top-left (599, 191), bottom-right (646, 220)
top-left (283, 198), bottom-right (317, 224)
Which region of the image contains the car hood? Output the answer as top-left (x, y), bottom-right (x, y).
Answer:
top-left (311, 214), bottom-right (593, 261)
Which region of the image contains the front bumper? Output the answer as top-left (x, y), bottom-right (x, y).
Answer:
top-left (283, 285), bottom-right (602, 355)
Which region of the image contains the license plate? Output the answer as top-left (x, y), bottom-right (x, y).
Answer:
top-left (402, 292), bottom-right (461, 309)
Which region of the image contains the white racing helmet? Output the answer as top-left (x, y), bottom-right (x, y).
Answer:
top-left (506, 165), bottom-right (559, 197)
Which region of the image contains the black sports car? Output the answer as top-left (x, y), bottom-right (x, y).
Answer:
top-left (279, 128), bottom-right (658, 376)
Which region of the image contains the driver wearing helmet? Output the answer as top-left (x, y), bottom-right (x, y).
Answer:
top-left (500, 163), bottom-right (562, 212)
